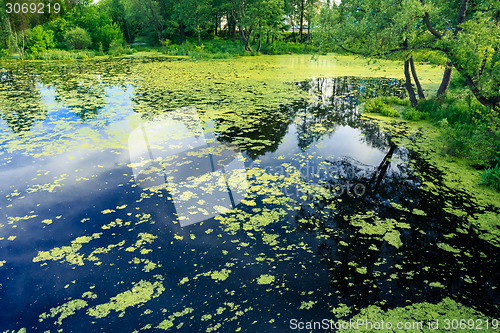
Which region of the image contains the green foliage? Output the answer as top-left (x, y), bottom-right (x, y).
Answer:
top-left (0, 48), bottom-right (10, 59)
top-left (480, 164), bottom-right (500, 192)
top-left (93, 23), bottom-right (123, 51)
top-left (65, 27), bottom-right (92, 50)
top-left (45, 17), bottom-right (71, 49)
top-left (108, 40), bottom-right (123, 56)
top-left (402, 107), bottom-right (428, 121)
top-left (318, 0), bottom-right (500, 110)
top-left (23, 49), bottom-right (96, 60)
top-left (27, 26), bottom-right (55, 55)
top-left (364, 98), bottom-right (399, 117)
top-left (417, 97), bottom-right (500, 167)
top-left (159, 38), bottom-right (311, 59)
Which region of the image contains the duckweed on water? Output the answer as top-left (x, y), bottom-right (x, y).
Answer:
top-left (0, 55), bottom-right (498, 332)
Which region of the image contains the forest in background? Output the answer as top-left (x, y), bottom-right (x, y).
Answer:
top-left (0, 0), bottom-right (322, 58)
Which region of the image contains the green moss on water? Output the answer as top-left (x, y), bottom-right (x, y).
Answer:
top-left (256, 274), bottom-right (275, 285)
top-left (39, 299), bottom-right (88, 325)
top-left (345, 297), bottom-right (492, 333)
top-left (364, 115), bottom-right (500, 247)
top-left (347, 212), bottom-right (409, 249)
top-left (87, 279), bottom-right (165, 318)
top-left (157, 307), bottom-right (194, 331)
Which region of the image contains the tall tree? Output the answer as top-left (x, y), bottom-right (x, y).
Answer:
top-left (317, 0), bottom-right (500, 110)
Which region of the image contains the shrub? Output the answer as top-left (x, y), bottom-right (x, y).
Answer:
top-left (65, 27), bottom-right (92, 50)
top-left (402, 107), bottom-right (427, 121)
top-left (109, 40), bottom-right (123, 56)
top-left (28, 26), bottom-right (55, 55)
top-left (94, 23), bottom-right (123, 51)
top-left (480, 164), bottom-right (500, 192)
top-left (0, 49), bottom-right (10, 59)
top-left (365, 98), bottom-right (399, 117)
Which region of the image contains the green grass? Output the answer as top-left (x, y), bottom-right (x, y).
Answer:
top-left (364, 97), bottom-right (400, 117)
top-left (158, 38), bottom-right (312, 59)
top-left (402, 107), bottom-right (428, 121)
top-left (480, 164), bottom-right (500, 192)
top-left (24, 49), bottom-right (96, 60)
top-left (416, 95), bottom-right (500, 168)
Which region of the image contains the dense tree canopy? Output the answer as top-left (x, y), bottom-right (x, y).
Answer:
top-left (317, 0), bottom-right (500, 110)
top-left (0, 0), bottom-right (321, 54)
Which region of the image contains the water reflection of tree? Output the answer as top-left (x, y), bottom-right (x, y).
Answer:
top-left (215, 76), bottom-right (406, 157)
top-left (295, 77), bottom-right (406, 151)
top-left (0, 69), bottom-right (47, 135)
top-left (215, 104), bottom-right (297, 159)
top-left (294, 131), bottom-right (500, 317)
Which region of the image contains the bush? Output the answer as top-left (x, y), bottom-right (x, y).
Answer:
top-left (365, 98), bottom-right (399, 117)
top-left (94, 23), bottom-right (123, 51)
top-left (402, 107), bottom-right (427, 121)
top-left (109, 40), bottom-right (123, 56)
top-left (480, 164), bottom-right (500, 192)
top-left (65, 27), bottom-right (92, 50)
top-left (28, 26), bottom-right (55, 55)
top-left (0, 49), bottom-right (10, 59)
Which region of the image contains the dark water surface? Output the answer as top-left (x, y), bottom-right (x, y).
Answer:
top-left (0, 58), bottom-right (498, 332)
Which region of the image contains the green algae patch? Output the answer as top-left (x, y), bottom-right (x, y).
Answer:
top-left (87, 279), bottom-right (165, 319)
top-left (39, 299), bottom-right (88, 325)
top-left (157, 307), bottom-right (194, 331)
top-left (125, 232), bottom-right (157, 252)
top-left (345, 297), bottom-right (493, 333)
top-left (347, 212), bottom-right (410, 249)
top-left (33, 232), bottom-right (102, 266)
top-left (256, 274), bottom-right (275, 285)
top-left (210, 269), bottom-right (231, 282)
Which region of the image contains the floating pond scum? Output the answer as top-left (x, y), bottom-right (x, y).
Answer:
top-left (0, 56), bottom-right (498, 332)
top-left (128, 105), bottom-right (249, 227)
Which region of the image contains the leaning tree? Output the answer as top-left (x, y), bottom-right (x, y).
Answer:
top-left (317, 0), bottom-right (500, 110)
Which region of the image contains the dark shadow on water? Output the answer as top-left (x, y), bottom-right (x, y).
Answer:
top-left (287, 79), bottom-right (500, 317)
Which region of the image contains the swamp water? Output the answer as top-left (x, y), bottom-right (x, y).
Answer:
top-left (0, 55), bottom-right (498, 332)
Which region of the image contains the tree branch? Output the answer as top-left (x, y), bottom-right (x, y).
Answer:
top-left (420, 0), bottom-right (443, 39)
top-left (339, 44), bottom-right (408, 57)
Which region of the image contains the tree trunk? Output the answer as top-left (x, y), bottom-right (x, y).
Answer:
top-left (257, 38), bottom-right (262, 53)
top-left (239, 26), bottom-right (253, 52)
top-left (409, 56), bottom-right (425, 99)
top-left (404, 59), bottom-right (418, 107)
top-left (266, 31), bottom-right (270, 45)
top-left (196, 17), bottom-right (201, 47)
top-left (299, 0), bottom-right (304, 42)
top-left (437, 62), bottom-right (453, 97)
top-left (231, 17), bottom-right (237, 42)
top-left (179, 20), bottom-right (184, 44)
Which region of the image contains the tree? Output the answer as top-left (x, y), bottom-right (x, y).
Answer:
top-left (238, 0), bottom-right (285, 52)
top-left (64, 27), bottom-right (91, 49)
top-left (27, 26), bottom-right (55, 54)
top-left (317, 0), bottom-right (500, 110)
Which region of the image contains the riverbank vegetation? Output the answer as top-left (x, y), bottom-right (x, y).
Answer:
top-left (321, 0), bottom-right (500, 191)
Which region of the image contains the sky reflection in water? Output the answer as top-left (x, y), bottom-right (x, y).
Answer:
top-left (0, 60), bottom-right (498, 332)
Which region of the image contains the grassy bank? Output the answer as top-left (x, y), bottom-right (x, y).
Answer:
top-left (362, 72), bottom-right (500, 192)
